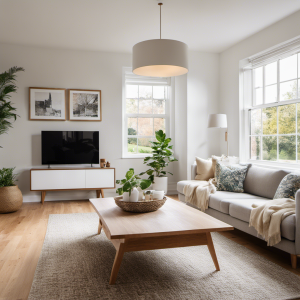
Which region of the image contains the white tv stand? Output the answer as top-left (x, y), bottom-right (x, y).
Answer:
top-left (30, 167), bottom-right (115, 204)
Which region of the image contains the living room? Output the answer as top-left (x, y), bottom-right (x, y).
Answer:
top-left (1, 0), bottom-right (300, 299)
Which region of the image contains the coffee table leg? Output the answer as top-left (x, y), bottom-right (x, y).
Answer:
top-left (109, 242), bottom-right (126, 285)
top-left (206, 232), bottom-right (220, 271)
top-left (98, 219), bottom-right (102, 234)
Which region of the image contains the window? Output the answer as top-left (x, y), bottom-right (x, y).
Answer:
top-left (122, 68), bottom-right (171, 158)
top-left (248, 52), bottom-right (300, 164)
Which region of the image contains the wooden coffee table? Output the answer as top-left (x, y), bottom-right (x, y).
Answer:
top-left (90, 197), bottom-right (233, 284)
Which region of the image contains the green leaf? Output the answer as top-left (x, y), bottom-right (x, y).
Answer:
top-left (125, 169), bottom-right (134, 180)
top-left (116, 187), bottom-right (123, 195)
top-left (164, 138), bottom-right (171, 144)
top-left (155, 130), bottom-right (165, 142)
top-left (149, 174), bottom-right (154, 183)
top-left (139, 179), bottom-right (152, 190)
top-left (123, 181), bottom-right (132, 192)
top-left (146, 169), bottom-right (154, 175)
top-left (116, 180), bottom-right (120, 184)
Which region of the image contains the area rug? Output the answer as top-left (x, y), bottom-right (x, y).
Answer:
top-left (28, 213), bottom-right (300, 300)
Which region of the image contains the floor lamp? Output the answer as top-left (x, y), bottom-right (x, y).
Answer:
top-left (208, 114), bottom-right (229, 157)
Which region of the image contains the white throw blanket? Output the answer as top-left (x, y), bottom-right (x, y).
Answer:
top-left (183, 179), bottom-right (216, 212)
top-left (249, 198), bottom-right (295, 246)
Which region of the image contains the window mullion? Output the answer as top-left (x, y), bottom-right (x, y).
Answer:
top-left (277, 106), bottom-right (279, 161)
top-left (296, 103), bottom-right (298, 163)
top-left (277, 60), bottom-right (280, 103)
top-left (260, 108), bottom-right (263, 160)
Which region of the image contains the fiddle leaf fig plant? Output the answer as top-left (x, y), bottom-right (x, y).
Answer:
top-left (139, 130), bottom-right (177, 183)
top-left (116, 168), bottom-right (152, 196)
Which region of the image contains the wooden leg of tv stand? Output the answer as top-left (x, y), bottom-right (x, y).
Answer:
top-left (41, 191), bottom-right (46, 204)
top-left (96, 189), bottom-right (104, 198)
top-left (96, 190), bottom-right (101, 198)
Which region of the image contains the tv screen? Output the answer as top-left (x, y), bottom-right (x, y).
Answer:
top-left (42, 131), bottom-right (99, 165)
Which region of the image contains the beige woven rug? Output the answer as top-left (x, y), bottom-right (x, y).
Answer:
top-left (28, 213), bottom-right (300, 300)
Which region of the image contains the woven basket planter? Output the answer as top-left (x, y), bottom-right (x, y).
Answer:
top-left (114, 196), bottom-right (167, 213)
top-left (0, 185), bottom-right (23, 213)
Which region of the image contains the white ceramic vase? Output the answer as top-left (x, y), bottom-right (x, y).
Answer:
top-left (152, 177), bottom-right (168, 194)
top-left (123, 188), bottom-right (139, 202)
top-left (137, 187), bottom-right (144, 201)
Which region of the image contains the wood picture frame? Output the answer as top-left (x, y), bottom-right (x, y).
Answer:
top-left (29, 87), bottom-right (66, 121)
top-left (69, 89), bottom-right (102, 121)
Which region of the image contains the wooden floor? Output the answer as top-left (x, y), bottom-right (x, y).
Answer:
top-left (0, 196), bottom-right (299, 300)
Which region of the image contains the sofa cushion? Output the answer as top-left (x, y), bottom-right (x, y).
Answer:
top-left (274, 173), bottom-right (300, 200)
top-left (243, 165), bottom-right (289, 199)
top-left (208, 191), bottom-right (267, 214)
top-left (177, 180), bottom-right (191, 194)
top-left (216, 162), bottom-right (249, 193)
top-left (228, 199), bottom-right (296, 241)
top-left (195, 157), bottom-right (214, 180)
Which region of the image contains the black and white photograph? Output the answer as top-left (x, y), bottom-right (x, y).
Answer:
top-left (29, 87), bottom-right (66, 120)
top-left (69, 89), bottom-right (102, 121)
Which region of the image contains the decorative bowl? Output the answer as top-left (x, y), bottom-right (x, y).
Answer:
top-left (114, 196), bottom-right (167, 213)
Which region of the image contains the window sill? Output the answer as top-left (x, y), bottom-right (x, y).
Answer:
top-left (122, 153), bottom-right (153, 159)
top-left (246, 159), bottom-right (300, 171)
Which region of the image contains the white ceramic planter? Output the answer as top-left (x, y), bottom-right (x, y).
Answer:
top-left (123, 188), bottom-right (139, 202)
top-left (152, 176), bottom-right (168, 194)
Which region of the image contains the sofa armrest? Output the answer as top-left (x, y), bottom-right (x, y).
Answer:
top-left (191, 163), bottom-right (197, 180)
top-left (295, 190), bottom-right (300, 254)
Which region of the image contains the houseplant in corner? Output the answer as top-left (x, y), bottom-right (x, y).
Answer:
top-left (116, 168), bottom-right (152, 202)
top-left (0, 168), bottom-right (23, 213)
top-left (140, 130), bottom-right (177, 194)
top-left (0, 66), bottom-right (24, 213)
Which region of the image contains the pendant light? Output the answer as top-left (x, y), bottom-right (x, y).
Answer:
top-left (132, 2), bottom-right (188, 77)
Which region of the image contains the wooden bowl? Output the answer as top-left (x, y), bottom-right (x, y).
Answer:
top-left (114, 196), bottom-right (167, 213)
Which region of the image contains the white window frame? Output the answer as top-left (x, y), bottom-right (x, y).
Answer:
top-left (122, 67), bottom-right (172, 159)
top-left (240, 35), bottom-right (300, 169)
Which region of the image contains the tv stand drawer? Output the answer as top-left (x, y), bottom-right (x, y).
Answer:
top-left (31, 170), bottom-right (86, 190)
top-left (86, 169), bottom-right (114, 188)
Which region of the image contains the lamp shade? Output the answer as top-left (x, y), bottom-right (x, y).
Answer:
top-left (132, 39), bottom-right (188, 77)
top-left (208, 114), bottom-right (227, 128)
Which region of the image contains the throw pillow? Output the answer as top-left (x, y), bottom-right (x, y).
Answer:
top-left (211, 155), bottom-right (221, 177)
top-left (273, 173), bottom-right (300, 200)
top-left (216, 161), bottom-right (249, 193)
top-left (195, 157), bottom-right (214, 180)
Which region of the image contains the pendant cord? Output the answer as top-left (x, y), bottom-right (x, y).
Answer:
top-left (158, 2), bottom-right (163, 39)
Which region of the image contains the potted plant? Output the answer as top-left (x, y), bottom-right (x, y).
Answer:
top-left (116, 168), bottom-right (152, 202)
top-left (0, 168), bottom-right (23, 213)
top-left (140, 130), bottom-right (177, 194)
top-left (0, 66), bottom-right (24, 213)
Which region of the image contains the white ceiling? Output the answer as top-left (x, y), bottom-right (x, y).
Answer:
top-left (1, 0), bottom-right (300, 53)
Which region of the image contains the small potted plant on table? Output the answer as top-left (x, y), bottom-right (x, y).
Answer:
top-left (116, 168), bottom-right (152, 202)
top-left (139, 130), bottom-right (177, 194)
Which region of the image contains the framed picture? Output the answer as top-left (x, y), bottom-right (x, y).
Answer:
top-left (69, 89), bottom-right (102, 121)
top-left (29, 87), bottom-right (66, 121)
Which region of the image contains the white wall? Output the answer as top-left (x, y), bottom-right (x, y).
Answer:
top-left (187, 51), bottom-right (220, 178)
top-left (0, 43), bottom-right (152, 202)
top-left (0, 44), bottom-right (220, 202)
top-left (174, 74), bottom-right (188, 182)
top-left (219, 10), bottom-right (300, 156)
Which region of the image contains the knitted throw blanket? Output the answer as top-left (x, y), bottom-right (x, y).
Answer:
top-left (183, 179), bottom-right (216, 212)
top-left (249, 198), bottom-right (295, 246)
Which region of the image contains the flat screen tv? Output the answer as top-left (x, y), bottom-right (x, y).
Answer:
top-left (42, 131), bottom-right (99, 165)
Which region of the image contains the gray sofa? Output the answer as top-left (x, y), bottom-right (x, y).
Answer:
top-left (177, 163), bottom-right (299, 268)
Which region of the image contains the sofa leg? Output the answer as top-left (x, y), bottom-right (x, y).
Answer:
top-left (291, 254), bottom-right (297, 269)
